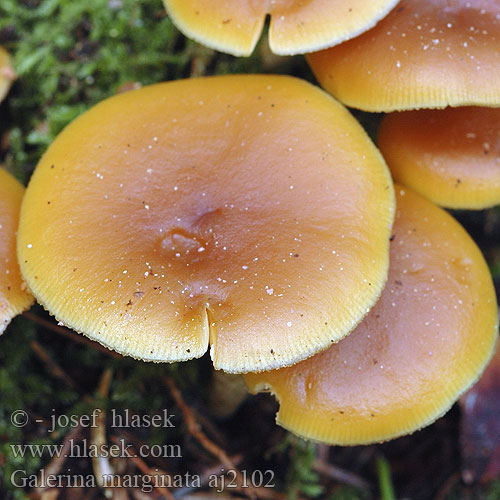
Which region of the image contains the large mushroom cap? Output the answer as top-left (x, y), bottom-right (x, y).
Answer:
top-left (18, 75), bottom-right (395, 373)
top-left (0, 168), bottom-right (34, 334)
top-left (245, 186), bottom-right (499, 445)
top-left (307, 0), bottom-right (500, 112)
top-left (378, 107), bottom-right (500, 209)
top-left (0, 46), bottom-right (15, 104)
top-left (163, 0), bottom-right (400, 56)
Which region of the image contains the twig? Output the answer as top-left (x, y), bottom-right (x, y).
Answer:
top-left (34, 424), bottom-right (84, 496)
top-left (40, 490), bottom-right (60, 500)
top-left (132, 492), bottom-right (157, 500)
top-left (172, 454), bottom-right (243, 498)
top-left (316, 443), bottom-right (329, 463)
top-left (111, 489), bottom-right (130, 500)
top-left (164, 377), bottom-right (240, 474)
top-left (25, 311), bottom-right (122, 358)
top-left (196, 411), bottom-right (229, 448)
top-left (312, 459), bottom-right (370, 491)
top-left (30, 339), bottom-right (78, 390)
top-left (164, 377), bottom-right (256, 500)
top-left (111, 435), bottom-right (175, 500)
top-left (92, 369), bottom-right (114, 498)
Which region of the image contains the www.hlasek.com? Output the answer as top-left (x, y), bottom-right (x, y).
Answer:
top-left (11, 436), bottom-right (182, 459)
top-left (10, 469), bottom-right (276, 493)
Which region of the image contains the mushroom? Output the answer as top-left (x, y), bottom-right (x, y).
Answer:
top-left (18, 75), bottom-right (395, 373)
top-left (0, 46), bottom-right (15, 104)
top-left (378, 107), bottom-right (500, 209)
top-left (163, 0), bottom-right (400, 56)
top-left (307, 0), bottom-right (500, 111)
top-left (245, 185), bottom-right (499, 445)
top-left (0, 168), bottom-right (34, 334)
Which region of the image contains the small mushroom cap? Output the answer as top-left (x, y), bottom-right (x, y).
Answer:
top-left (163, 0), bottom-right (400, 56)
top-left (0, 46), bottom-right (15, 104)
top-left (307, 0), bottom-right (500, 111)
top-left (245, 186), bottom-right (499, 445)
top-left (378, 107), bottom-right (500, 209)
top-left (18, 75), bottom-right (395, 373)
top-left (0, 168), bottom-right (34, 334)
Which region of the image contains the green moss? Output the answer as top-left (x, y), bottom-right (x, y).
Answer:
top-left (0, 0), bottom-right (187, 175)
top-left (283, 437), bottom-right (324, 499)
top-left (0, 318), bottom-right (51, 498)
top-left (0, 0), bottom-right (273, 181)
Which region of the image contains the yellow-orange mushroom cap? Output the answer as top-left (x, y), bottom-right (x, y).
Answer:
top-left (245, 186), bottom-right (499, 445)
top-left (0, 168), bottom-right (34, 334)
top-left (307, 0), bottom-right (500, 112)
top-left (163, 0), bottom-right (400, 56)
top-left (378, 107), bottom-right (500, 209)
top-left (18, 75), bottom-right (395, 373)
top-left (0, 47), bottom-right (15, 104)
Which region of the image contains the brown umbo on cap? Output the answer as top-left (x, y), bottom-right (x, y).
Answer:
top-left (18, 75), bottom-right (395, 373)
top-left (163, 0), bottom-right (400, 56)
top-left (307, 0), bottom-right (500, 111)
top-left (0, 47), bottom-right (15, 104)
top-left (245, 186), bottom-right (498, 445)
top-left (0, 168), bottom-right (34, 334)
top-left (378, 107), bottom-right (500, 209)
